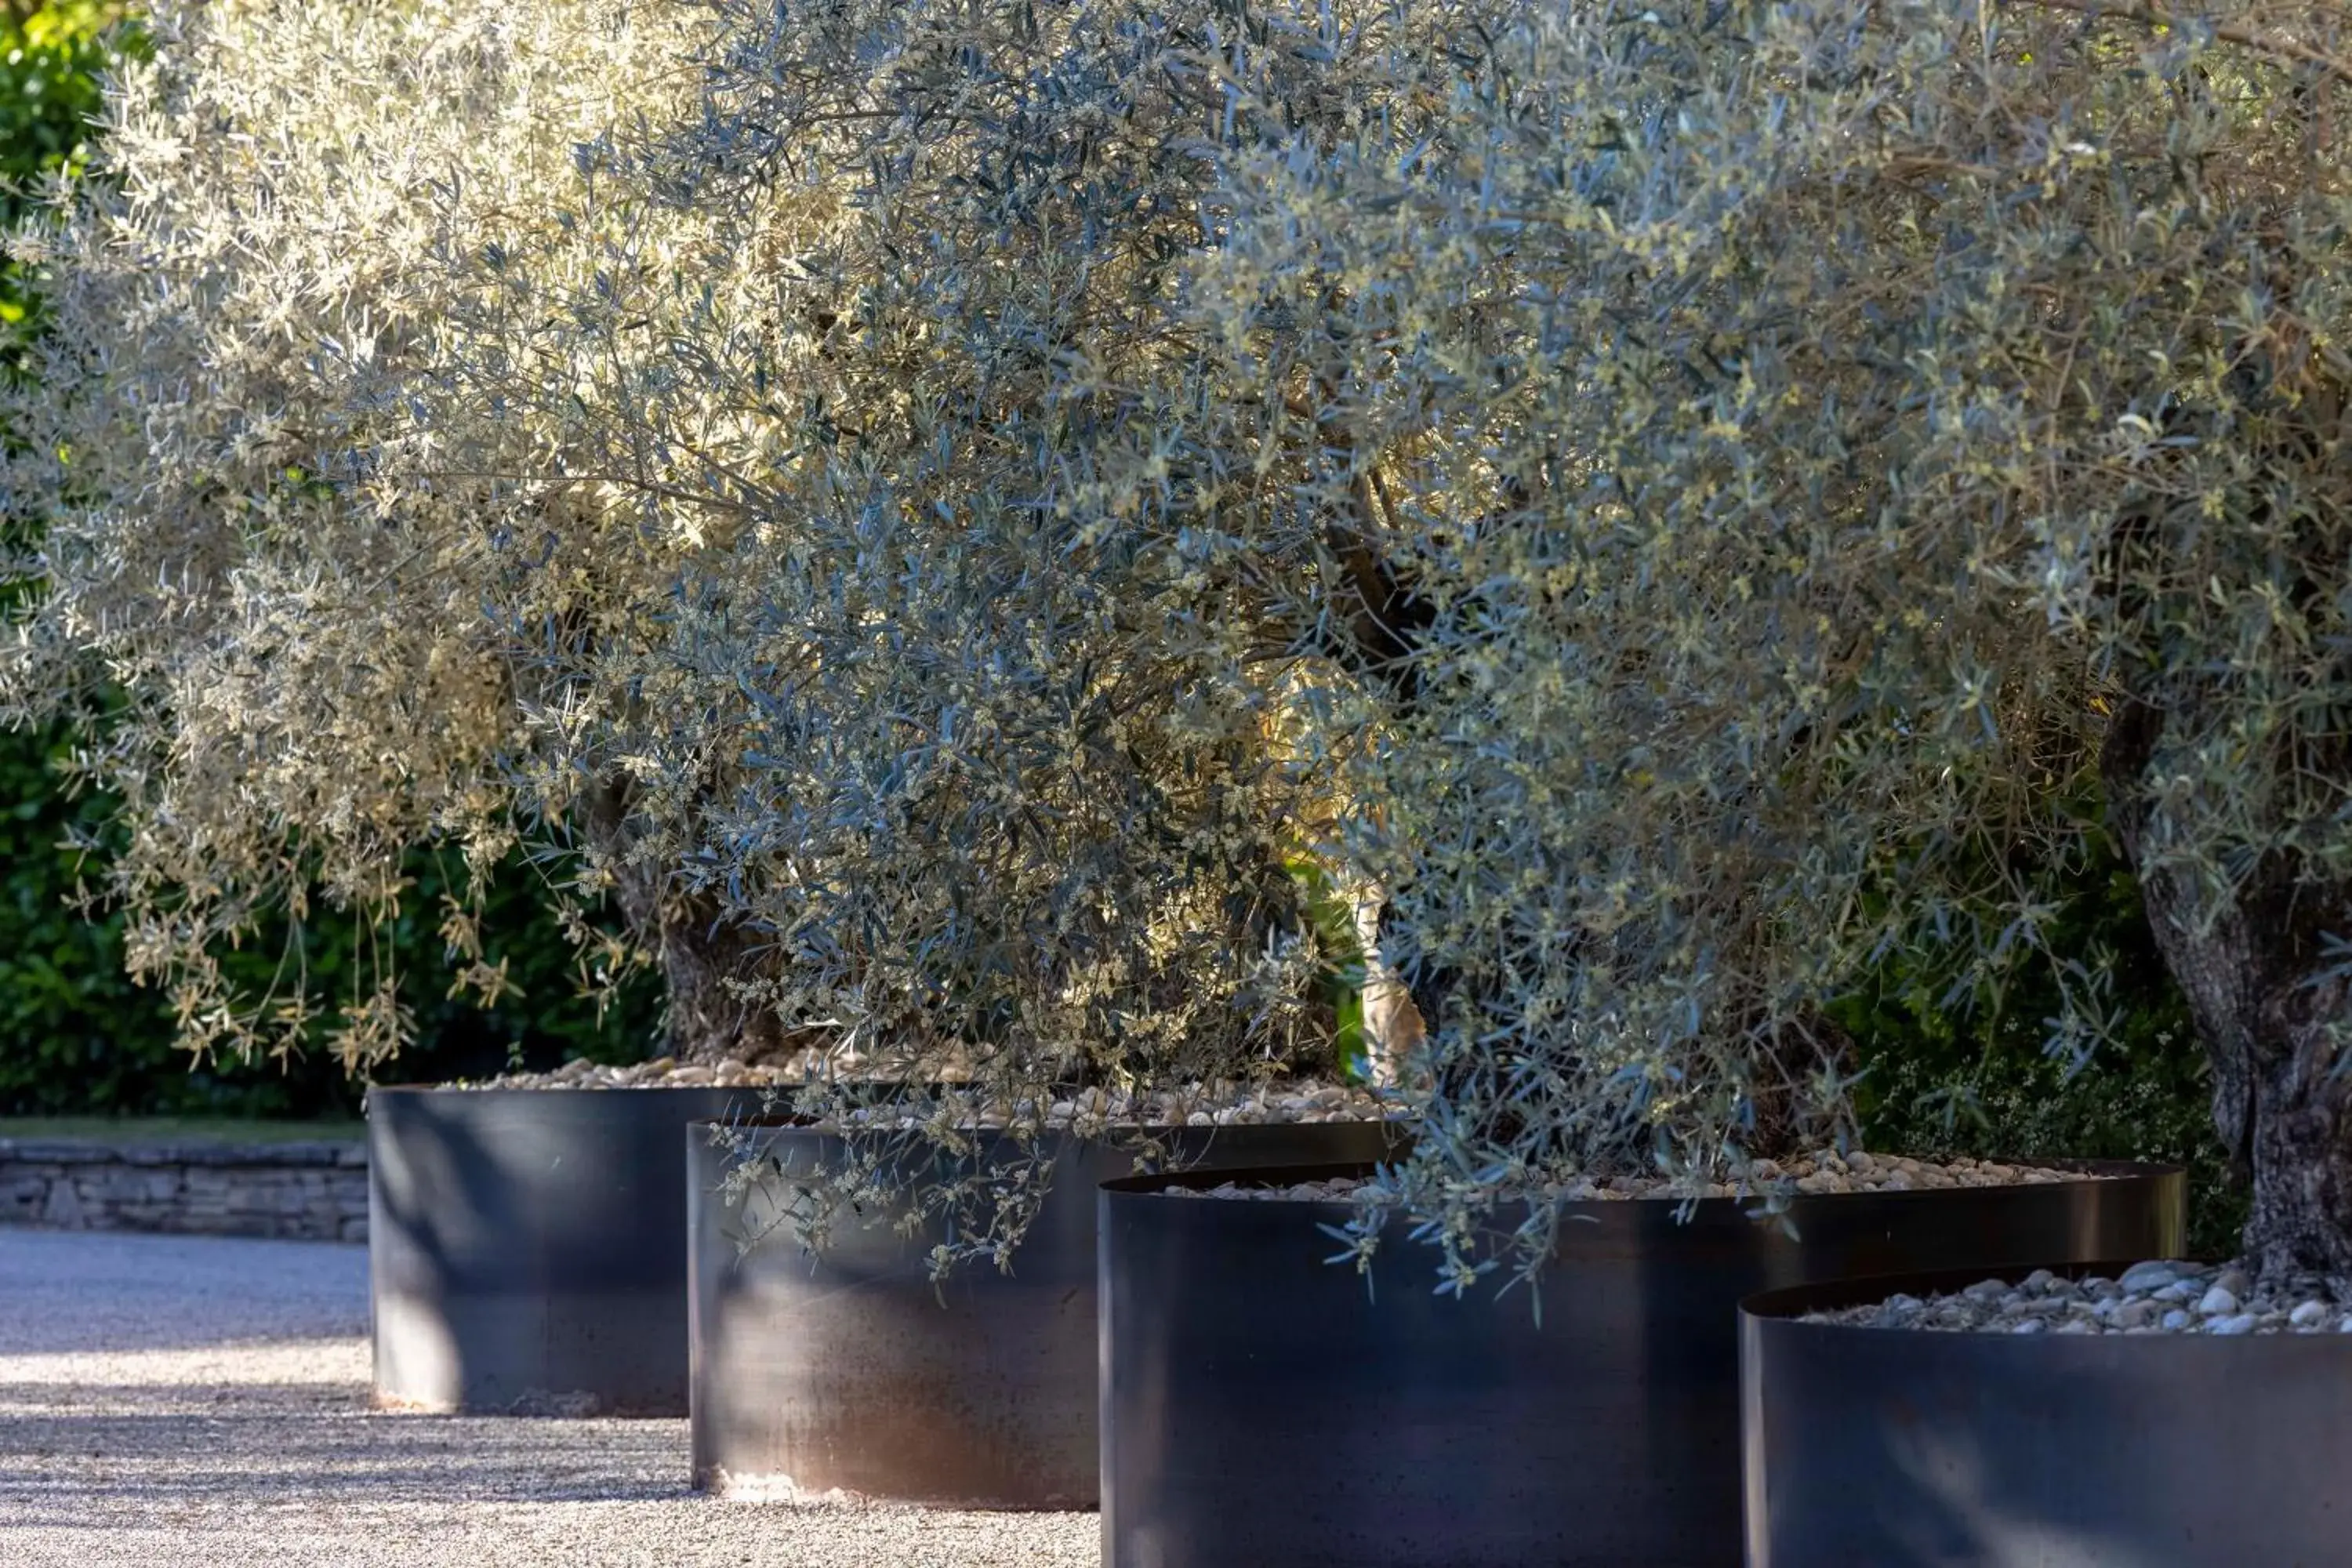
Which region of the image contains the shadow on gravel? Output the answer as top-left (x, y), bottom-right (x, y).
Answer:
top-left (0, 1229), bottom-right (366, 1354)
top-left (0, 1230), bottom-right (1102, 1568)
top-left (0, 1399), bottom-right (700, 1514)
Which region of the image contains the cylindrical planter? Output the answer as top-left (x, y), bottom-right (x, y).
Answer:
top-left (1740, 1260), bottom-right (2347, 1567)
top-left (370, 1084), bottom-right (766, 1415)
top-left (1100, 1159), bottom-right (2186, 1568)
top-left (688, 1118), bottom-right (1399, 1507)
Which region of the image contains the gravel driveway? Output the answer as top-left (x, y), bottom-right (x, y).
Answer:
top-left (0, 1228), bottom-right (1096, 1566)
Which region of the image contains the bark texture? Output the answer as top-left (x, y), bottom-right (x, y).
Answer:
top-left (580, 775), bottom-right (794, 1067)
top-left (1348, 882), bottom-right (1424, 1088)
top-left (646, 906), bottom-right (796, 1065)
top-left (2103, 694), bottom-right (2352, 1281)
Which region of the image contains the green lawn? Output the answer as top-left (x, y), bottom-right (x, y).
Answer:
top-left (0, 1115), bottom-right (364, 1145)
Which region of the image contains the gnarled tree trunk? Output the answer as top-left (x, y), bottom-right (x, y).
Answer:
top-left (1348, 881), bottom-right (1425, 1088)
top-left (579, 775), bottom-right (794, 1067)
top-left (2103, 695), bottom-right (2352, 1281)
top-left (644, 903), bottom-right (795, 1066)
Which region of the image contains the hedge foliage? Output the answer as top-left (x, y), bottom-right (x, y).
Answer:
top-left (0, 2), bottom-right (111, 330)
top-left (1838, 786), bottom-right (2238, 1256)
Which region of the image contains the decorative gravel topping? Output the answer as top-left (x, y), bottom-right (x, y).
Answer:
top-left (1166, 1178), bottom-right (1395, 1202)
top-left (1739, 1152), bottom-right (2090, 1195)
top-left (452, 1049), bottom-right (917, 1091)
top-left (1813, 1260), bottom-right (2352, 1335)
top-left (797, 1083), bottom-right (1399, 1131)
top-left (1166, 1152), bottom-right (2097, 1201)
top-left (450, 1056), bottom-right (1390, 1125)
top-left (621, 1078), bottom-right (1394, 1132)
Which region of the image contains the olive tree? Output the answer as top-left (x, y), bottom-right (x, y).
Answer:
top-left (414, 0), bottom-right (1358, 1106)
top-left (0, 0), bottom-right (1367, 1158)
top-left (1175, 0), bottom-right (2352, 1283)
top-left (390, 0), bottom-right (1446, 1262)
top-left (39, 0), bottom-right (2336, 1291)
top-left (0, 0), bottom-right (746, 1066)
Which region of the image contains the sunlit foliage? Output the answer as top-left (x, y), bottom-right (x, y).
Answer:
top-left (1174, 0), bottom-right (2352, 1282)
top-left (0, 0), bottom-right (1355, 1134)
top-left (0, 0), bottom-right (742, 1069)
top-left (13, 0), bottom-right (2352, 1280)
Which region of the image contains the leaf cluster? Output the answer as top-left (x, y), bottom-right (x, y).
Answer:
top-left (1167, 0), bottom-right (2352, 1279)
top-left (13, 0), bottom-right (2346, 1280)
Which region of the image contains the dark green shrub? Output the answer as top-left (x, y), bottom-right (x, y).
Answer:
top-left (0, 3), bottom-right (119, 331)
top-left (1835, 797), bottom-right (2240, 1257)
top-left (0, 714), bottom-right (662, 1118)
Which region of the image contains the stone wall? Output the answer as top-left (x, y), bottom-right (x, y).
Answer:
top-left (0, 1138), bottom-right (367, 1243)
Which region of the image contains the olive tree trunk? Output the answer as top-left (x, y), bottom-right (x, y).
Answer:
top-left (645, 906), bottom-right (794, 1066)
top-left (2103, 696), bottom-right (2352, 1280)
top-left (580, 775), bottom-right (793, 1068)
top-left (1348, 881), bottom-right (1423, 1087)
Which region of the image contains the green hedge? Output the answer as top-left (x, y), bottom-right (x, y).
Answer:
top-left (1838, 804), bottom-right (2240, 1258)
top-left (0, 2), bottom-right (115, 332)
top-left (0, 717), bottom-right (663, 1119)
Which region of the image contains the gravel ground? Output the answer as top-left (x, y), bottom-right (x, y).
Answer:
top-left (0, 1227), bottom-right (1096, 1566)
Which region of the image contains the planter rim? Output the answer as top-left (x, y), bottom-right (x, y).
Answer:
top-left (367, 1081), bottom-right (884, 1105)
top-left (688, 1114), bottom-right (1399, 1135)
top-left (368, 1082), bottom-right (786, 1099)
top-left (1103, 1154), bottom-right (2183, 1207)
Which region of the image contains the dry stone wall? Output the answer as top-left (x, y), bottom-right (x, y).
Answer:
top-left (0, 1138), bottom-right (367, 1242)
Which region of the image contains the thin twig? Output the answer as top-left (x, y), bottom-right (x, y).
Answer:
top-left (2013, 0), bottom-right (2352, 89)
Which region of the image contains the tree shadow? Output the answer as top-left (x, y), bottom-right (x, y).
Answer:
top-left (0, 1228), bottom-right (365, 1355)
top-left (0, 1388), bottom-right (699, 1520)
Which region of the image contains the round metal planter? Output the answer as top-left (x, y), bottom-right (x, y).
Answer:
top-left (1740, 1259), bottom-right (2352, 1567)
top-left (1099, 1159), bottom-right (2186, 1568)
top-left (688, 1118), bottom-right (1399, 1508)
top-left (370, 1084), bottom-right (767, 1415)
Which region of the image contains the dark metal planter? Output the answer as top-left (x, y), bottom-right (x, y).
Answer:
top-left (1100, 1160), bottom-right (2186, 1568)
top-left (370, 1084), bottom-right (771, 1415)
top-left (688, 1118), bottom-right (1399, 1508)
top-left (1740, 1259), bottom-right (2352, 1568)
